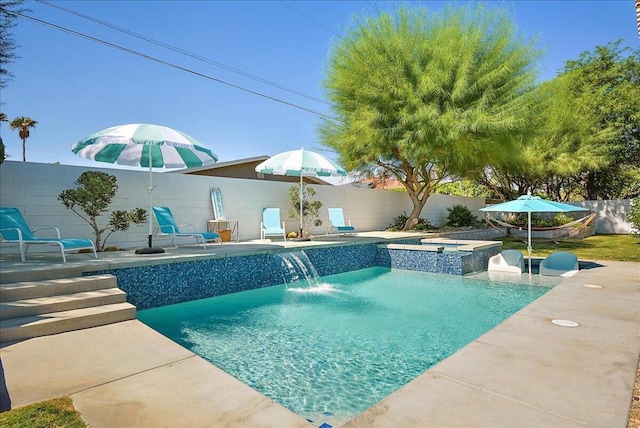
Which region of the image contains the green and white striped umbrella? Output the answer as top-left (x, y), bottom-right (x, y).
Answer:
top-left (72, 124), bottom-right (217, 253)
top-left (72, 123), bottom-right (217, 168)
top-left (255, 147), bottom-right (346, 238)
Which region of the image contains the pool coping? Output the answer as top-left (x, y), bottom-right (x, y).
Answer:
top-left (1, 234), bottom-right (638, 427)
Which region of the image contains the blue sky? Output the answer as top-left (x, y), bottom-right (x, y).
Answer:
top-left (1, 1), bottom-right (637, 172)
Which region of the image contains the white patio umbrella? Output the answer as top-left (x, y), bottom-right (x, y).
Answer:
top-left (72, 123), bottom-right (217, 254)
top-left (480, 193), bottom-right (589, 274)
top-left (255, 147), bottom-right (347, 240)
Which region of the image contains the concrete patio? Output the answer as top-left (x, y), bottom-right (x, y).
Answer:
top-left (1, 233), bottom-right (639, 427)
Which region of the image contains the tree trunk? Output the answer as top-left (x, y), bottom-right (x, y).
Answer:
top-left (22, 138), bottom-right (26, 162)
top-left (403, 190), bottom-right (429, 230)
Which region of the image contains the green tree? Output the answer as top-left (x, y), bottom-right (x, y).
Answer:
top-left (9, 116), bottom-right (36, 162)
top-left (320, 5), bottom-right (540, 229)
top-left (58, 171), bottom-right (147, 251)
top-left (287, 183), bottom-right (323, 236)
top-left (561, 41), bottom-right (640, 199)
top-left (478, 73), bottom-right (613, 201)
top-left (0, 0), bottom-right (25, 89)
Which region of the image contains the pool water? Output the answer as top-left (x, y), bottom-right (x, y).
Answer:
top-left (138, 267), bottom-right (552, 425)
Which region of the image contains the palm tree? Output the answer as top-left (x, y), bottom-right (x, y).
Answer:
top-left (9, 116), bottom-right (37, 162)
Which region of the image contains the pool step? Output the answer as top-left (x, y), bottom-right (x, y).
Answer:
top-left (0, 274), bottom-right (136, 343)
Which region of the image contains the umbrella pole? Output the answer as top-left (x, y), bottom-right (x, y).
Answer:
top-left (527, 211), bottom-right (532, 275)
top-left (299, 173), bottom-right (304, 238)
top-left (135, 145), bottom-right (165, 254)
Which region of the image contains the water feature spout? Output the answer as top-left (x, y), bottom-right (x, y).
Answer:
top-left (278, 251), bottom-right (320, 287)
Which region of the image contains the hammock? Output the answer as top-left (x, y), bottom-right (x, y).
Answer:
top-left (483, 213), bottom-right (596, 242)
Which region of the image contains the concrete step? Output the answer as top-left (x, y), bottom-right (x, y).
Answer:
top-left (0, 266), bottom-right (88, 284)
top-left (0, 302), bottom-right (137, 343)
top-left (0, 288), bottom-right (127, 320)
top-left (0, 275), bottom-right (117, 302)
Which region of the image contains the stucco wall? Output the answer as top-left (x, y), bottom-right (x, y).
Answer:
top-left (571, 200), bottom-right (633, 234)
top-left (0, 161), bottom-right (486, 253)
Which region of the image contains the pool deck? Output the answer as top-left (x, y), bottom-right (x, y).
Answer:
top-left (1, 232), bottom-right (639, 427)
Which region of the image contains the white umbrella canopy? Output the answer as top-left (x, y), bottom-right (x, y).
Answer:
top-left (255, 147), bottom-right (347, 239)
top-left (480, 193), bottom-right (589, 274)
top-left (72, 123), bottom-right (218, 253)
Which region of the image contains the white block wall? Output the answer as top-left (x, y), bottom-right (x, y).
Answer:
top-left (0, 160), bottom-right (487, 252)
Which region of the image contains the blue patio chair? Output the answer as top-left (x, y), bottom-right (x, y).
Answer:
top-left (539, 251), bottom-right (579, 277)
top-left (488, 250), bottom-right (524, 274)
top-left (328, 208), bottom-right (356, 236)
top-left (152, 207), bottom-right (221, 249)
top-left (261, 208), bottom-right (286, 241)
top-left (0, 207), bottom-right (97, 263)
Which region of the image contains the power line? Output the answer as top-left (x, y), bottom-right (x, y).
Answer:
top-left (13, 11), bottom-right (340, 122)
top-left (36, 0), bottom-right (330, 106)
top-left (279, 1), bottom-right (339, 36)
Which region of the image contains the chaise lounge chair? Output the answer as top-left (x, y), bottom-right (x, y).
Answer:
top-left (539, 251), bottom-right (579, 277)
top-left (0, 207), bottom-right (97, 263)
top-left (328, 208), bottom-right (356, 236)
top-left (261, 208), bottom-right (286, 241)
top-left (152, 207), bottom-right (221, 249)
top-left (487, 250), bottom-right (524, 274)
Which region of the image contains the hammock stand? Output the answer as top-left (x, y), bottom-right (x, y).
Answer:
top-left (483, 213), bottom-right (596, 243)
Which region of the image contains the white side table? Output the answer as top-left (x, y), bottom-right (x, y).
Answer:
top-left (207, 219), bottom-right (239, 242)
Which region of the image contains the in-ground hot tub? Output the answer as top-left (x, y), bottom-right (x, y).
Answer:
top-left (376, 238), bottom-right (502, 274)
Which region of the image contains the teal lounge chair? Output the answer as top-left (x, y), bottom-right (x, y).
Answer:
top-left (152, 207), bottom-right (221, 249)
top-left (539, 251), bottom-right (579, 277)
top-left (0, 207), bottom-right (97, 263)
top-left (328, 208), bottom-right (356, 236)
top-left (261, 208), bottom-right (286, 241)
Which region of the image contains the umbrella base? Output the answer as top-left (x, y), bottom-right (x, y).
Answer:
top-left (291, 237), bottom-right (311, 242)
top-left (135, 247), bottom-right (166, 255)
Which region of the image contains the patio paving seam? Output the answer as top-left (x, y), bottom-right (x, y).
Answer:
top-left (430, 370), bottom-right (591, 426)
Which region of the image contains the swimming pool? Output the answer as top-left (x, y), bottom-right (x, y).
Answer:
top-left (138, 266), bottom-right (552, 425)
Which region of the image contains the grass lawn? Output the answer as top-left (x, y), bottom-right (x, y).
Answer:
top-left (0, 397), bottom-right (85, 428)
top-left (500, 234), bottom-right (640, 262)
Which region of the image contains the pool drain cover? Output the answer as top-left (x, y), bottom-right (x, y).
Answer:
top-left (551, 319), bottom-right (580, 327)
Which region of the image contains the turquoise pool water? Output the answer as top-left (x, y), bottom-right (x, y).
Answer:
top-left (138, 267), bottom-right (552, 425)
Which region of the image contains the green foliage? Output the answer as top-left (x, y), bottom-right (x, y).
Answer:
top-left (508, 212), bottom-right (575, 228)
top-left (445, 205), bottom-right (479, 228)
top-left (321, 4), bottom-right (541, 229)
top-left (0, 396), bottom-right (86, 428)
top-left (561, 41), bottom-right (640, 199)
top-left (0, 0), bottom-right (27, 89)
top-left (387, 212), bottom-right (434, 231)
top-left (58, 171), bottom-right (147, 251)
top-left (628, 198), bottom-right (640, 238)
top-left (287, 183), bottom-right (323, 235)
top-left (434, 180), bottom-right (493, 198)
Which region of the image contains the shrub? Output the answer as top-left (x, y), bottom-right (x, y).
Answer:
top-left (445, 205), bottom-right (478, 228)
top-left (387, 212), bottom-right (434, 231)
top-left (628, 198), bottom-right (640, 238)
top-left (58, 171), bottom-right (147, 251)
top-left (287, 183), bottom-right (322, 235)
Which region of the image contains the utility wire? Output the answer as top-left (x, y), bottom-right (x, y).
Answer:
top-left (36, 0), bottom-right (330, 106)
top-left (278, 1), bottom-right (339, 36)
top-left (14, 11), bottom-right (340, 122)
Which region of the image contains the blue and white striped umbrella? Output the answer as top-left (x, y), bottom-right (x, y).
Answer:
top-left (255, 147), bottom-right (346, 238)
top-left (72, 124), bottom-right (218, 252)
